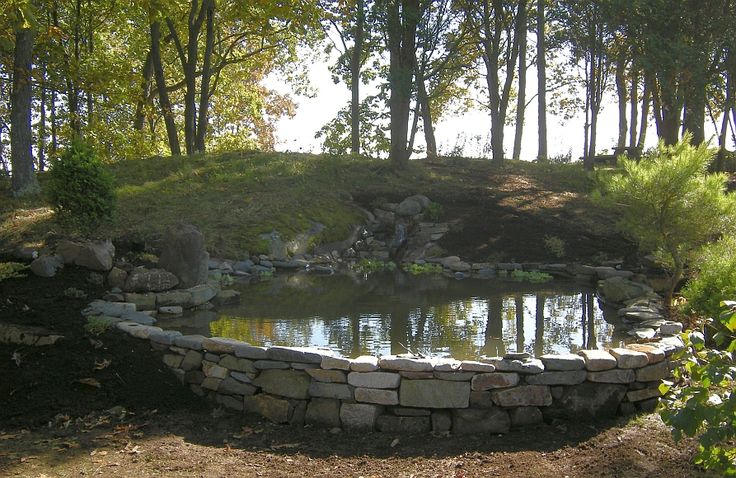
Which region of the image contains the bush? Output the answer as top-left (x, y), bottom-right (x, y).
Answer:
top-left (543, 235), bottom-right (566, 258)
top-left (46, 140), bottom-right (116, 234)
top-left (0, 262), bottom-right (28, 281)
top-left (659, 301), bottom-right (736, 475)
top-left (682, 235), bottom-right (736, 319)
top-left (594, 134), bottom-right (736, 304)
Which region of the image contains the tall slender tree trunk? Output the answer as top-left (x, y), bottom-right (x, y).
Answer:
top-left (150, 20), bottom-right (181, 156)
top-left (50, 87), bottom-right (58, 154)
top-left (629, 69), bottom-right (638, 149)
top-left (414, 58), bottom-right (436, 160)
top-left (86, 0), bottom-right (94, 127)
top-left (637, 80), bottom-right (650, 149)
top-left (351, 0), bottom-right (365, 154)
top-left (536, 0), bottom-right (547, 161)
top-left (10, 26), bottom-right (40, 196)
top-left (615, 53), bottom-right (627, 150)
top-left (683, 75), bottom-right (706, 145)
top-left (195, 0), bottom-right (215, 153)
top-left (134, 51), bottom-right (154, 131)
top-left (387, 0), bottom-right (419, 168)
top-left (38, 60), bottom-right (47, 172)
top-left (715, 66), bottom-right (733, 171)
top-left (512, 0), bottom-right (527, 161)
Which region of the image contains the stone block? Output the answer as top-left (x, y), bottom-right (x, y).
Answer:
top-left (149, 330), bottom-right (182, 345)
top-left (376, 415), bottom-right (431, 434)
top-left (483, 358), bottom-right (544, 374)
top-left (354, 388), bottom-right (399, 405)
top-left (526, 370), bottom-right (587, 386)
top-left (184, 370), bottom-right (204, 385)
top-left (230, 371), bottom-right (254, 383)
top-left (244, 394), bottom-right (292, 424)
top-left (187, 284), bottom-right (218, 306)
top-left (181, 350), bottom-right (203, 371)
top-left (253, 360), bottom-right (290, 370)
top-left (544, 383), bottom-right (627, 419)
top-left (392, 408), bottom-right (431, 416)
top-left (202, 361), bottom-right (229, 379)
top-left (609, 348), bottom-right (649, 369)
top-left (399, 379), bottom-right (470, 408)
top-left (625, 344), bottom-right (665, 364)
top-left (347, 372), bottom-right (401, 389)
top-left (350, 355), bottom-right (380, 372)
top-left (156, 290), bottom-right (193, 307)
top-left (452, 408), bottom-right (510, 435)
top-left (434, 372), bottom-right (475, 381)
top-left (308, 382), bottom-right (353, 400)
top-left (232, 344), bottom-right (268, 360)
top-left (509, 407), bottom-right (543, 428)
top-left (635, 361), bottom-right (673, 382)
top-left (162, 354), bottom-right (184, 369)
top-left (433, 359), bottom-right (461, 372)
top-left (218, 377), bottom-right (257, 396)
top-left (307, 368), bottom-right (348, 383)
top-left (659, 321), bottom-right (683, 336)
top-left (305, 398), bottom-right (342, 428)
top-left (173, 334), bottom-right (206, 351)
top-left (578, 350), bottom-right (617, 371)
top-left (469, 391), bottom-right (494, 408)
top-left (340, 403), bottom-right (382, 431)
top-left (201, 377), bottom-right (222, 391)
top-left (586, 369), bottom-right (636, 384)
top-left (267, 346), bottom-right (325, 364)
top-left (400, 371), bottom-right (434, 379)
top-left (219, 355), bottom-right (257, 374)
top-left (123, 293), bottom-right (157, 311)
top-left (252, 369), bottom-right (311, 399)
top-left (322, 355), bottom-right (351, 371)
top-left (215, 394), bottom-right (244, 411)
top-left (431, 411), bottom-right (452, 433)
top-left (471, 372), bottom-right (520, 391)
top-left (491, 385), bottom-right (552, 407)
top-left (626, 387), bottom-right (662, 402)
top-left (540, 354), bottom-right (586, 371)
top-left (379, 356), bottom-right (434, 372)
top-left (459, 361), bottom-right (496, 372)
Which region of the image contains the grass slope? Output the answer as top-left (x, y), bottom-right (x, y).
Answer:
top-left (1, 152), bottom-right (595, 260)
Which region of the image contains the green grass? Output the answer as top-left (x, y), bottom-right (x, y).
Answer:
top-left (0, 152), bottom-right (595, 259)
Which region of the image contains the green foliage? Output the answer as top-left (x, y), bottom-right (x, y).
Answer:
top-left (402, 262), bottom-right (443, 275)
top-left (84, 316), bottom-right (113, 336)
top-left (594, 134), bottom-right (736, 303)
top-left (354, 258), bottom-right (397, 274)
top-left (46, 140), bottom-right (116, 234)
top-left (683, 235), bottom-right (736, 319)
top-left (63, 287), bottom-right (87, 299)
top-left (510, 270), bottom-right (553, 283)
top-left (543, 235), bottom-right (566, 259)
top-left (659, 301), bottom-right (736, 475)
top-left (0, 262), bottom-right (28, 281)
top-left (424, 201), bottom-right (444, 222)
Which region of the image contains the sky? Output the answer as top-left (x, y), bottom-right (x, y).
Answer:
top-left (267, 51), bottom-right (729, 162)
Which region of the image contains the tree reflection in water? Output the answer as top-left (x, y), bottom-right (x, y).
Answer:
top-left (157, 272), bottom-right (628, 359)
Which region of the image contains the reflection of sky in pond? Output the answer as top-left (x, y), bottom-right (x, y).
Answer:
top-left (159, 272), bottom-right (629, 360)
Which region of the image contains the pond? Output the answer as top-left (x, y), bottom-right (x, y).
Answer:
top-left (157, 272), bottom-right (630, 360)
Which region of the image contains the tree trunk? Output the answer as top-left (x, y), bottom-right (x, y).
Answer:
top-left (195, 0), bottom-right (215, 153)
top-left (50, 86), bottom-right (58, 154)
top-left (536, 0), bottom-right (547, 161)
top-left (134, 51), bottom-right (154, 131)
top-left (150, 20), bottom-right (181, 156)
top-left (10, 26), bottom-right (40, 196)
top-left (350, 0), bottom-right (365, 154)
top-left (657, 73), bottom-right (681, 145)
top-left (629, 69), bottom-right (638, 149)
top-left (637, 79), bottom-right (650, 149)
top-left (414, 57), bottom-right (436, 160)
top-left (715, 67), bottom-right (732, 171)
top-left (683, 75), bottom-right (706, 145)
top-left (512, 0), bottom-right (527, 161)
top-left (615, 53), bottom-right (627, 150)
top-left (38, 60), bottom-right (47, 172)
top-left (387, 0), bottom-right (419, 168)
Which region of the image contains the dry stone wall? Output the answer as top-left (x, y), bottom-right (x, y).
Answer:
top-left (100, 315), bottom-right (681, 434)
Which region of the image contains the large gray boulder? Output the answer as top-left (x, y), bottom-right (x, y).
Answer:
top-left (123, 267), bottom-right (179, 292)
top-left (597, 276), bottom-right (654, 305)
top-left (30, 255), bottom-right (64, 277)
top-left (159, 224), bottom-right (209, 288)
top-left (57, 239), bottom-right (115, 271)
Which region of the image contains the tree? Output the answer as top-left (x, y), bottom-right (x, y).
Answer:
top-left (536, 0), bottom-right (547, 161)
top-left (512, 0), bottom-right (528, 161)
top-left (9, 1), bottom-right (40, 196)
top-left (594, 134), bottom-right (736, 305)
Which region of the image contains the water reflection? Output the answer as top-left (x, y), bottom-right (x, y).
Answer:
top-left (157, 272), bottom-right (628, 359)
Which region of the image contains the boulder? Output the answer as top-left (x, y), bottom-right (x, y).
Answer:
top-left (305, 398), bottom-right (341, 428)
top-left (107, 267), bottom-right (128, 289)
top-left (252, 369), bottom-right (311, 399)
top-left (30, 255), bottom-right (64, 277)
top-left (123, 267), bottom-right (179, 292)
top-left (396, 196), bottom-right (425, 217)
top-left (399, 379), bottom-right (470, 408)
top-left (159, 224), bottom-right (209, 288)
top-left (598, 277), bottom-right (654, 305)
top-left (259, 231), bottom-right (288, 261)
top-left (545, 382), bottom-right (627, 419)
top-left (57, 239), bottom-right (115, 271)
top-left (340, 403), bottom-right (382, 431)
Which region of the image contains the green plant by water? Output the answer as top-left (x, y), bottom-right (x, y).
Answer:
top-left (0, 262), bottom-right (28, 282)
top-left (354, 259), bottom-right (397, 273)
top-left (510, 270), bottom-right (553, 283)
top-left (402, 262), bottom-right (443, 275)
top-left (659, 301), bottom-right (736, 475)
top-left (84, 316), bottom-right (113, 336)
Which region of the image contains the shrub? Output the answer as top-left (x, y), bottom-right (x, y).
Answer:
top-left (659, 301), bottom-right (736, 475)
top-left (543, 235), bottom-right (566, 259)
top-left (0, 262), bottom-right (28, 281)
top-left (84, 316), bottom-right (113, 336)
top-left (354, 258), bottom-right (396, 274)
top-left (46, 140), bottom-right (116, 234)
top-left (593, 134), bottom-right (736, 304)
top-left (402, 262), bottom-right (443, 275)
top-left (682, 235), bottom-right (736, 319)
top-left (424, 202), bottom-right (444, 222)
top-left (510, 270), bottom-right (553, 283)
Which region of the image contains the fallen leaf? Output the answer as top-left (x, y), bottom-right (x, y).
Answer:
top-left (93, 359), bottom-right (112, 370)
top-left (77, 378), bottom-right (101, 388)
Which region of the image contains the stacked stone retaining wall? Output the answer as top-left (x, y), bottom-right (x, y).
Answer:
top-left (103, 317), bottom-right (680, 434)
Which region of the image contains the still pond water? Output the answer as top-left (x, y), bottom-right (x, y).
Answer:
top-left (159, 272), bottom-right (629, 360)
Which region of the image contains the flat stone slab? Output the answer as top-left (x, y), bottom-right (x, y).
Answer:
top-left (305, 398), bottom-right (341, 428)
top-left (459, 361), bottom-right (496, 372)
top-left (526, 370), bottom-right (587, 386)
top-left (540, 354), bottom-right (585, 371)
top-left (452, 408), bottom-right (510, 435)
top-left (379, 356), bottom-right (434, 372)
top-left (625, 344), bottom-right (666, 364)
top-left (400, 379), bottom-right (470, 408)
top-left (482, 358), bottom-right (543, 374)
top-left (354, 388), bottom-right (399, 405)
top-left (609, 348), bottom-right (649, 369)
top-left (635, 361), bottom-right (673, 382)
top-left (307, 368), bottom-right (347, 383)
top-left (350, 355), bottom-right (379, 372)
top-left (267, 346), bottom-right (327, 364)
top-left (173, 334), bottom-right (206, 351)
top-left (347, 372), bottom-right (401, 389)
top-left (252, 369), bottom-right (311, 399)
top-left (322, 356), bottom-right (351, 371)
top-left (586, 369), bottom-right (636, 384)
top-left (491, 385), bottom-right (552, 407)
top-left (471, 372), bottom-right (520, 391)
top-left (578, 350), bottom-right (617, 371)
top-left (340, 403), bottom-right (382, 431)
top-left (308, 382), bottom-right (353, 400)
